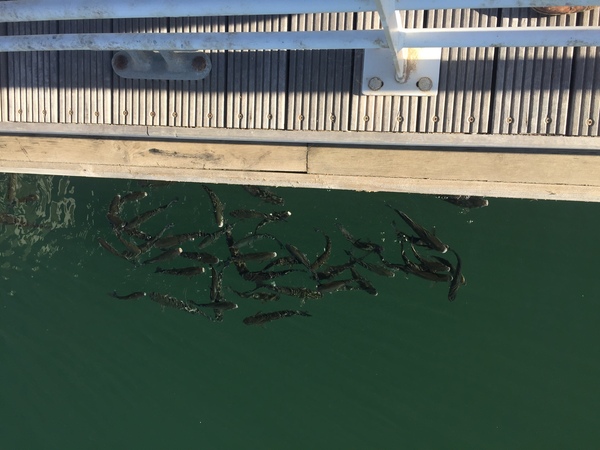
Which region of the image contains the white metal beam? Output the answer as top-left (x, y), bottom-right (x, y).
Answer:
top-left (0, 0), bottom-right (597, 22)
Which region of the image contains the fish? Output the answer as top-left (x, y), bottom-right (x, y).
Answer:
top-left (189, 300), bottom-right (238, 312)
top-left (209, 266), bottom-right (224, 303)
top-left (345, 251), bottom-right (396, 278)
top-left (232, 233), bottom-right (280, 249)
top-left (410, 244), bottom-right (451, 273)
top-left (111, 291), bottom-right (146, 300)
top-left (255, 210), bottom-right (291, 232)
top-left (439, 195), bottom-right (489, 209)
top-left (148, 292), bottom-right (201, 315)
top-left (350, 268), bottom-right (378, 296)
top-left (285, 243), bottom-right (312, 271)
top-left (243, 310), bottom-right (311, 326)
top-left (261, 256), bottom-right (299, 271)
top-left (124, 198), bottom-right (178, 230)
top-left (181, 251), bottom-right (220, 265)
top-left (155, 266), bottom-right (205, 276)
top-left (229, 288), bottom-right (280, 303)
top-left (120, 191), bottom-right (148, 204)
top-left (229, 209), bottom-right (269, 220)
top-left (317, 279), bottom-right (356, 294)
top-left (448, 249), bottom-right (464, 301)
top-left (335, 223), bottom-right (384, 254)
top-left (153, 232), bottom-right (200, 249)
top-left (314, 261), bottom-right (356, 281)
top-left (137, 223), bottom-right (175, 253)
top-left (98, 237), bottom-right (135, 263)
top-left (386, 204), bottom-right (448, 253)
top-left (203, 185), bottom-right (224, 228)
top-left (115, 232), bottom-right (142, 258)
top-left (241, 269), bottom-right (298, 283)
top-left (310, 229), bottom-right (332, 271)
top-left (197, 224), bottom-right (232, 249)
top-left (400, 243), bottom-right (452, 282)
top-left (243, 185), bottom-right (285, 206)
top-left (230, 251), bottom-right (278, 264)
top-left (263, 284), bottom-right (323, 301)
top-left (142, 247), bottom-right (182, 265)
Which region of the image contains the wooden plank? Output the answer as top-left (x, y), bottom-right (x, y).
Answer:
top-left (307, 146), bottom-right (600, 186)
top-left (2, 159), bottom-right (600, 204)
top-left (0, 136), bottom-right (307, 172)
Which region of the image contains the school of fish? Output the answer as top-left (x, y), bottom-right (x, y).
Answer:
top-left (100, 182), bottom-right (485, 327)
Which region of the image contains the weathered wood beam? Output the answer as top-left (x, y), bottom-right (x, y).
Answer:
top-left (0, 134), bottom-right (599, 202)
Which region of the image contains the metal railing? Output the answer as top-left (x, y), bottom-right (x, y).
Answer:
top-left (0, 0), bottom-right (598, 94)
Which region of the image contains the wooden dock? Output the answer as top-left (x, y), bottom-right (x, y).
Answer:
top-left (0, 7), bottom-right (598, 201)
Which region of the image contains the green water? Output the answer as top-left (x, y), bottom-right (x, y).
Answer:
top-left (1, 174), bottom-right (599, 450)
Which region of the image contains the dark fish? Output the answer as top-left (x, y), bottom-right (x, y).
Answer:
top-left (448, 249), bottom-right (464, 302)
top-left (190, 300), bottom-right (238, 312)
top-left (153, 232), bottom-right (199, 249)
top-left (314, 261), bottom-right (356, 281)
top-left (198, 225), bottom-right (232, 249)
top-left (350, 268), bottom-right (378, 296)
top-left (98, 237), bottom-right (135, 263)
top-left (255, 210), bottom-right (292, 232)
top-left (116, 232), bottom-right (142, 258)
top-left (5, 173), bottom-right (17, 205)
top-left (142, 247), bottom-right (182, 265)
top-left (111, 291), bottom-right (146, 300)
top-left (230, 251), bottom-right (278, 264)
top-left (229, 209), bottom-right (269, 220)
top-left (106, 212), bottom-right (125, 230)
top-left (243, 185), bottom-right (285, 206)
top-left (264, 284), bottom-right (323, 301)
top-left (400, 244), bottom-right (452, 282)
top-left (310, 229), bottom-right (332, 271)
top-left (148, 292), bottom-right (200, 315)
top-left (410, 244), bottom-right (451, 273)
top-left (285, 243), bottom-right (312, 270)
top-left (440, 195), bottom-right (489, 209)
top-left (209, 266), bottom-right (224, 303)
top-left (124, 198), bottom-right (177, 230)
top-left (120, 191), bottom-right (148, 204)
top-left (317, 279), bottom-right (356, 294)
top-left (386, 204), bottom-right (448, 253)
top-left (155, 266), bottom-right (205, 276)
top-left (181, 251), bottom-right (220, 265)
top-left (137, 223), bottom-right (175, 253)
top-left (203, 185), bottom-right (224, 228)
top-left (243, 310), bottom-right (310, 326)
top-left (229, 288), bottom-right (280, 303)
top-left (335, 223), bottom-right (384, 254)
top-left (241, 269), bottom-right (298, 283)
top-left (345, 251), bottom-right (396, 278)
top-left (262, 256), bottom-right (298, 271)
top-left (232, 233), bottom-right (280, 249)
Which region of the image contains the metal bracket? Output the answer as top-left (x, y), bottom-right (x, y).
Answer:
top-left (362, 0), bottom-right (441, 96)
top-left (362, 47), bottom-right (442, 96)
top-left (112, 50), bottom-right (212, 81)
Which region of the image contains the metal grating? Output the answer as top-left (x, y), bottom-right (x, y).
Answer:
top-left (0, 8), bottom-right (598, 136)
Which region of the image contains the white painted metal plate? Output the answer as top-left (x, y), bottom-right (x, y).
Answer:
top-left (362, 47), bottom-right (442, 96)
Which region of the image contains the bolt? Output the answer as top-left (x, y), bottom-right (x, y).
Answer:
top-left (545, 117), bottom-right (552, 124)
top-left (368, 77), bottom-right (384, 91)
top-left (586, 118), bottom-right (595, 126)
top-left (506, 117), bottom-right (513, 124)
top-left (468, 116), bottom-right (475, 123)
top-left (191, 55), bottom-right (207, 72)
top-left (113, 53), bottom-right (129, 70)
top-left (417, 77), bottom-right (433, 92)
